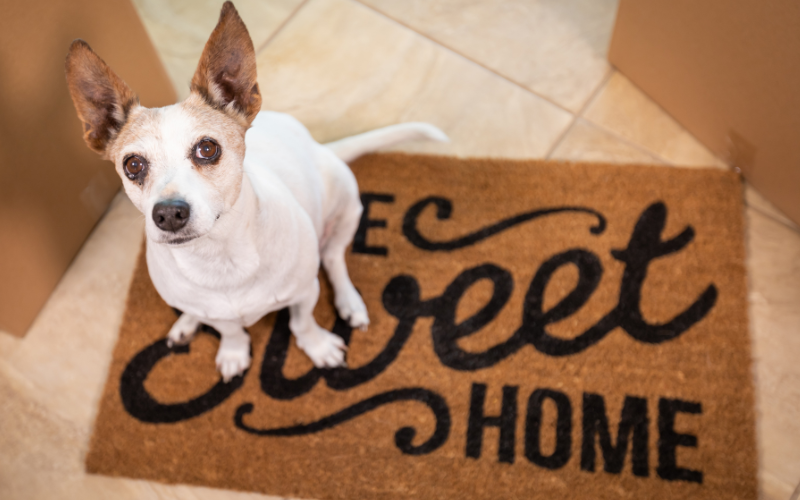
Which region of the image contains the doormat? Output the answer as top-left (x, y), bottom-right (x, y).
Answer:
top-left (86, 154), bottom-right (756, 499)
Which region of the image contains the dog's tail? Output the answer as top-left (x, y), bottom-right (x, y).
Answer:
top-left (324, 123), bottom-right (449, 163)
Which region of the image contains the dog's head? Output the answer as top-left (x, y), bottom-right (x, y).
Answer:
top-left (65, 1), bottom-right (261, 245)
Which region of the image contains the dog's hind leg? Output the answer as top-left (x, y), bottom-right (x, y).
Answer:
top-left (291, 278), bottom-right (348, 368)
top-left (321, 201), bottom-right (369, 330)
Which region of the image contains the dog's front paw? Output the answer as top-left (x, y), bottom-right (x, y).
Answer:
top-left (348, 310), bottom-right (369, 331)
top-left (215, 334), bottom-right (251, 383)
top-left (296, 327), bottom-right (347, 368)
top-left (335, 292), bottom-right (370, 332)
top-left (167, 313), bottom-right (201, 347)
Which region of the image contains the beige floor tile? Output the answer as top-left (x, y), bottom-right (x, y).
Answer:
top-left (0, 368), bottom-right (154, 500)
top-left (0, 345), bottom-right (158, 500)
top-left (745, 183), bottom-right (799, 233)
top-left (583, 71), bottom-right (728, 168)
top-left (132, 0), bottom-right (304, 100)
top-left (746, 208), bottom-right (800, 499)
top-left (256, 0), bottom-right (573, 158)
top-left (762, 472), bottom-right (796, 500)
top-left (360, 0), bottom-right (617, 113)
top-left (0, 328), bottom-right (20, 358)
top-left (0, 366), bottom-right (94, 499)
top-left (0, 363), bottom-right (281, 500)
top-left (548, 117), bottom-right (664, 164)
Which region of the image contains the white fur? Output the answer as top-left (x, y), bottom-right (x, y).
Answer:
top-left (142, 112), bottom-right (447, 381)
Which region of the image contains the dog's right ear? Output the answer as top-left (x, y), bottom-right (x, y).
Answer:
top-left (65, 40), bottom-right (138, 155)
top-left (191, 1), bottom-right (261, 125)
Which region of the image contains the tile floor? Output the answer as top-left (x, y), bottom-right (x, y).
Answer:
top-left (1, 0), bottom-right (798, 498)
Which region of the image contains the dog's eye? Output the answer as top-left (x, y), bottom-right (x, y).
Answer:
top-left (195, 139), bottom-right (219, 160)
top-left (123, 155), bottom-right (147, 179)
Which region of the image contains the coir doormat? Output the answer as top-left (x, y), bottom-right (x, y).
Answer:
top-left (87, 154), bottom-right (756, 499)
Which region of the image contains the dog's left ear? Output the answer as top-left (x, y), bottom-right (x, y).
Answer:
top-left (191, 1), bottom-right (261, 125)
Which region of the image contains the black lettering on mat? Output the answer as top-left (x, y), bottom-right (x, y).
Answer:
top-left (352, 193), bottom-right (394, 256)
top-left (402, 196), bottom-right (606, 251)
top-left (657, 398), bottom-right (703, 484)
top-left (581, 393), bottom-right (649, 477)
top-left (525, 388), bottom-right (572, 470)
top-left (466, 383), bottom-right (518, 463)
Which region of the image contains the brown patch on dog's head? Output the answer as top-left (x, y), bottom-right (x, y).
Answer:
top-left (65, 40), bottom-right (139, 156)
top-left (191, 1), bottom-right (261, 126)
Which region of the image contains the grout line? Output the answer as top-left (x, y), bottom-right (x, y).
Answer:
top-left (572, 69), bottom-right (678, 165)
top-left (352, 0), bottom-right (578, 116)
top-left (576, 69), bottom-right (613, 120)
top-left (545, 69), bottom-right (614, 159)
top-left (254, 0), bottom-right (312, 56)
top-left (543, 117), bottom-right (578, 160)
top-left (592, 116), bottom-right (731, 170)
top-left (583, 118), bottom-right (673, 165)
top-left (746, 204), bottom-right (800, 234)
top-left (741, 181), bottom-right (800, 233)
top-left (574, 67), bottom-right (614, 118)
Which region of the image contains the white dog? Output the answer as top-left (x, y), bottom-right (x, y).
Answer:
top-left (65, 1), bottom-right (446, 381)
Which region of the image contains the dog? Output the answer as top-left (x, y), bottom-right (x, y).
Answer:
top-left (65, 1), bottom-right (446, 382)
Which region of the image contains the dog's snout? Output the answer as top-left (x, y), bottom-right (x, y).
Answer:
top-left (152, 200), bottom-right (191, 232)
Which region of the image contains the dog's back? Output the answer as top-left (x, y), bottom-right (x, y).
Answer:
top-left (244, 112), bottom-right (345, 235)
top-left (244, 111), bottom-right (362, 242)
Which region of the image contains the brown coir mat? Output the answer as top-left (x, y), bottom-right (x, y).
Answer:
top-left (87, 154), bottom-right (757, 499)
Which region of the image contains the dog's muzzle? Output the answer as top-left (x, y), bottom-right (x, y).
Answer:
top-left (152, 199), bottom-right (191, 232)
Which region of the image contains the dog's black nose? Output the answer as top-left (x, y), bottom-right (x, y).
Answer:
top-left (152, 200), bottom-right (190, 232)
